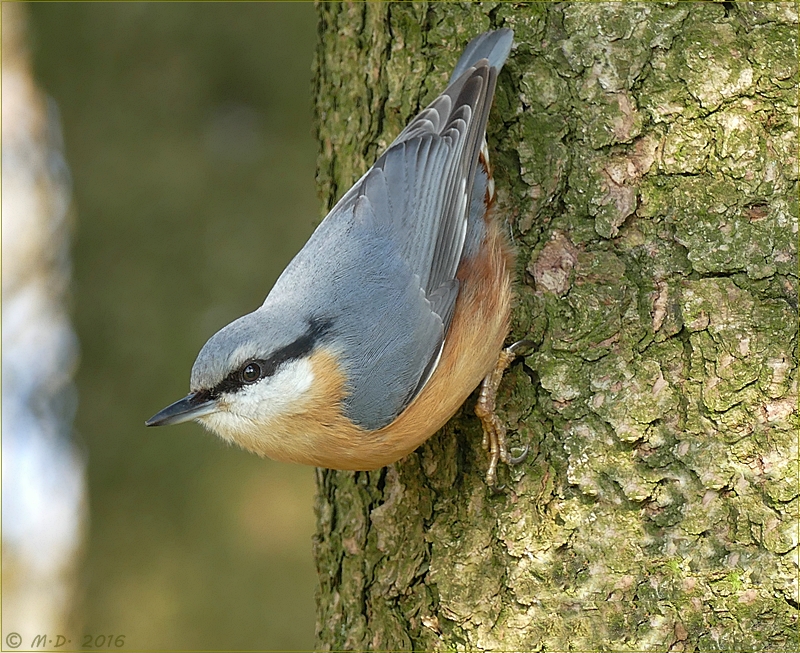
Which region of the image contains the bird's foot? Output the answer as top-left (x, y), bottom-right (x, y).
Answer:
top-left (475, 340), bottom-right (534, 488)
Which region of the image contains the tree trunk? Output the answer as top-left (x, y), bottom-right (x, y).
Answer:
top-left (312, 2), bottom-right (798, 650)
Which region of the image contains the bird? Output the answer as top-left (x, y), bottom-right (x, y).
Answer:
top-left (146, 28), bottom-right (524, 486)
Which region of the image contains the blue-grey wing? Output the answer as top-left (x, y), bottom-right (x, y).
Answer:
top-left (285, 30), bottom-right (513, 429)
top-left (358, 70), bottom-right (495, 299)
top-left (356, 28), bottom-right (513, 298)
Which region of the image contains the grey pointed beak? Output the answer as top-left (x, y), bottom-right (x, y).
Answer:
top-left (146, 392), bottom-right (218, 427)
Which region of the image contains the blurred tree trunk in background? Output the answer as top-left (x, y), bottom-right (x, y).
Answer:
top-left (312, 2), bottom-right (797, 650)
top-left (2, 2), bottom-right (85, 643)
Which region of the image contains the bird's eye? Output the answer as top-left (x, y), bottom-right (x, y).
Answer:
top-left (241, 362), bottom-right (262, 384)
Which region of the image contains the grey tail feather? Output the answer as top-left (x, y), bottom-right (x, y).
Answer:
top-left (448, 28), bottom-right (514, 85)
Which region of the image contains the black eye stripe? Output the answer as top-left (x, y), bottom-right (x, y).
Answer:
top-left (211, 358), bottom-right (275, 397)
top-left (207, 317), bottom-right (333, 397)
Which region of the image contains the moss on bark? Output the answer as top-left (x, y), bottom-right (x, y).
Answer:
top-left (313, 2), bottom-right (798, 650)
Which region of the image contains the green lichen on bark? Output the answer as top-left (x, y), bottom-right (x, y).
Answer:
top-left (313, 2), bottom-right (798, 651)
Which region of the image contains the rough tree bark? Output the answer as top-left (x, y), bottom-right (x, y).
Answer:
top-left (311, 3), bottom-right (798, 650)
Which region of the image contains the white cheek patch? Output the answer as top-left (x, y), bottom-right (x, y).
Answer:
top-left (197, 358), bottom-right (315, 440)
top-left (233, 357), bottom-right (315, 420)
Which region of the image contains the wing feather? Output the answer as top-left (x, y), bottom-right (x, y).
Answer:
top-left (359, 65), bottom-right (494, 312)
top-left (327, 61), bottom-right (502, 422)
top-left (286, 31), bottom-right (513, 427)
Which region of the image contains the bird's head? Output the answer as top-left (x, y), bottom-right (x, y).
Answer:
top-left (146, 310), bottom-right (334, 444)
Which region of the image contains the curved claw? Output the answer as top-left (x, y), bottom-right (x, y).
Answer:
top-left (507, 443), bottom-right (530, 466)
top-left (507, 339), bottom-right (536, 355)
top-left (490, 482), bottom-right (507, 494)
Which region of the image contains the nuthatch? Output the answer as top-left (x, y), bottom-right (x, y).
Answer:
top-left (147, 29), bottom-right (523, 486)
